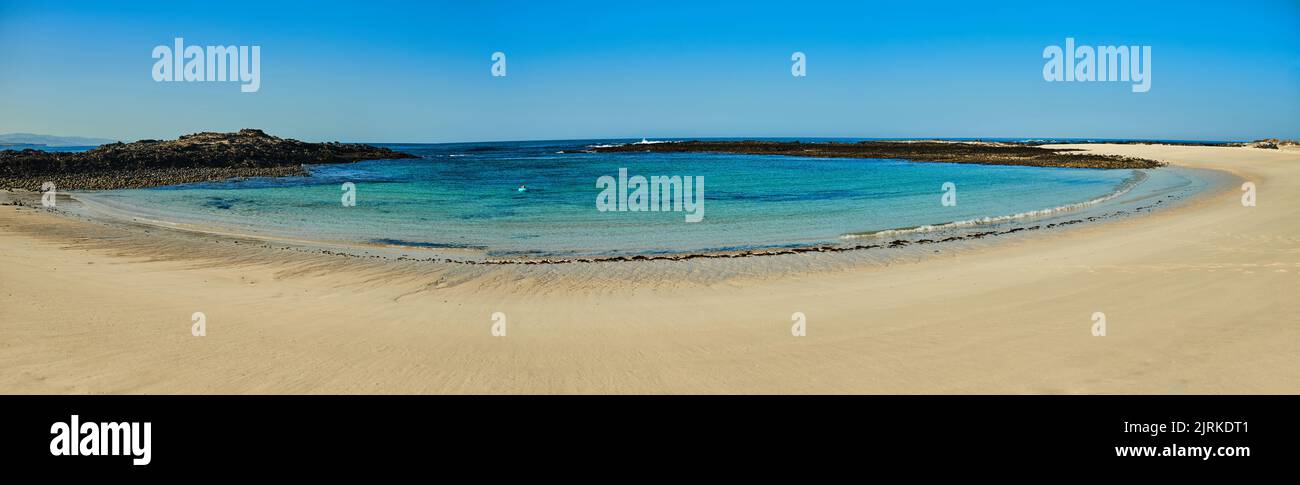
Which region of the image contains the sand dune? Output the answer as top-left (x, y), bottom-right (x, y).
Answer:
top-left (1, 144), bottom-right (1297, 394)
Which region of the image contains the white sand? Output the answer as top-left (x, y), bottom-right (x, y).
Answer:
top-left (1, 144), bottom-right (1297, 394)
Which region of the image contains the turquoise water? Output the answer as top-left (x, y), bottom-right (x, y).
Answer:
top-left (78, 139), bottom-right (1206, 258)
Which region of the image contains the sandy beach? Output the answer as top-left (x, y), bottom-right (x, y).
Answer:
top-left (1, 143), bottom-right (1297, 394)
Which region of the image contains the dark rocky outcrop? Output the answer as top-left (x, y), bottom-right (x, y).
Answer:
top-left (1227, 138), bottom-right (1299, 150)
top-left (0, 129), bottom-right (415, 190)
top-left (593, 140), bottom-right (1163, 169)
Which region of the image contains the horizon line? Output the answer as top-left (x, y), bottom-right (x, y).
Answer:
top-left (4, 132), bottom-right (1273, 147)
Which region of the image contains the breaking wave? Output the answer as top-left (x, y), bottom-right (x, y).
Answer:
top-left (841, 170), bottom-right (1149, 239)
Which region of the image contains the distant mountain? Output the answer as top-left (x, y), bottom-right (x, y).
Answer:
top-left (0, 133), bottom-right (118, 147)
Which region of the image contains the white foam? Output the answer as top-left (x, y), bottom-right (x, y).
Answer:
top-left (841, 170), bottom-right (1149, 239)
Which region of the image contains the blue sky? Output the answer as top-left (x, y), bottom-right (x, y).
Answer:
top-left (1, 0), bottom-right (1296, 142)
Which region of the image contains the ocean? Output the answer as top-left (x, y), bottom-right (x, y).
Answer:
top-left (75, 139), bottom-right (1215, 258)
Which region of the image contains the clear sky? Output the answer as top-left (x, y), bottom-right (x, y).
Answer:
top-left (1, 0), bottom-right (1296, 143)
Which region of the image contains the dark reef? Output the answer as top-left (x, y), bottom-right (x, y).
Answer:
top-left (593, 140), bottom-right (1164, 169)
top-left (0, 129), bottom-right (415, 190)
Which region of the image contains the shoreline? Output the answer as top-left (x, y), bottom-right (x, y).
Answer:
top-left (2, 143), bottom-right (1298, 393)
top-left (41, 163), bottom-right (1222, 265)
